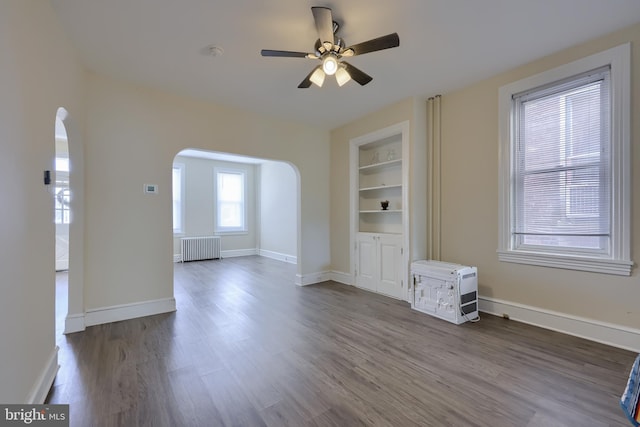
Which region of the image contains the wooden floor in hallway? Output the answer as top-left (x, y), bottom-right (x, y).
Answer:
top-left (47, 256), bottom-right (636, 426)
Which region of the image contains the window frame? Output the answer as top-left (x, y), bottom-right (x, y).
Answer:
top-left (54, 185), bottom-right (71, 225)
top-left (172, 163), bottom-right (185, 235)
top-left (214, 167), bottom-right (247, 234)
top-left (497, 43), bottom-right (632, 275)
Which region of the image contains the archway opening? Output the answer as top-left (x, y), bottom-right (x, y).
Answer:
top-left (54, 110), bottom-right (70, 337)
top-left (171, 148), bottom-right (300, 291)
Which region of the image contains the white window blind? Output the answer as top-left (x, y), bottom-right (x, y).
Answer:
top-left (513, 67), bottom-right (610, 253)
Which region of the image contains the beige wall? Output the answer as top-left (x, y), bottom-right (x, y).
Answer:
top-left (0, 1), bottom-right (86, 402)
top-left (84, 72), bottom-right (330, 309)
top-left (439, 23), bottom-right (640, 329)
top-left (259, 161), bottom-right (298, 260)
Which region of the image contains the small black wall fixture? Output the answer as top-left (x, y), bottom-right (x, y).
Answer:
top-left (44, 170), bottom-right (51, 186)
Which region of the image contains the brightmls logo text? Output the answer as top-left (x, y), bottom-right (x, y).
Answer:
top-left (4, 408), bottom-right (46, 424)
top-left (0, 405), bottom-right (68, 426)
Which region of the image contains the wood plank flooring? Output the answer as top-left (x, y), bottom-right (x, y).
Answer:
top-left (47, 256), bottom-right (636, 426)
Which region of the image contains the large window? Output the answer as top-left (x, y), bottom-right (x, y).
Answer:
top-left (498, 44), bottom-right (631, 275)
top-left (215, 169), bottom-right (246, 233)
top-left (172, 164), bottom-right (184, 234)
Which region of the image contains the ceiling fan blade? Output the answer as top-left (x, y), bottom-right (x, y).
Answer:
top-left (311, 7), bottom-right (334, 48)
top-left (343, 62), bottom-right (373, 86)
top-left (261, 49), bottom-right (313, 58)
top-left (343, 33), bottom-right (400, 56)
top-left (298, 65), bottom-right (323, 88)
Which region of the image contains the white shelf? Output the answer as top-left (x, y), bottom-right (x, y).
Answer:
top-left (359, 184), bottom-right (402, 192)
top-left (359, 209), bottom-right (402, 213)
top-left (359, 159), bottom-right (402, 172)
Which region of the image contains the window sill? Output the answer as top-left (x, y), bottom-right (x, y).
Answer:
top-left (497, 250), bottom-right (633, 276)
top-left (214, 230), bottom-right (248, 236)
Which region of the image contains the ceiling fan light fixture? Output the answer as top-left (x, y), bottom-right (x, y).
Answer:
top-left (322, 55), bottom-right (338, 75)
top-left (310, 68), bottom-right (325, 87)
top-left (335, 66), bottom-right (351, 87)
top-left (261, 7), bottom-right (399, 88)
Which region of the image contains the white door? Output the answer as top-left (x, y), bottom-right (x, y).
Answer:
top-left (355, 234), bottom-right (377, 292)
top-left (377, 234), bottom-right (402, 299)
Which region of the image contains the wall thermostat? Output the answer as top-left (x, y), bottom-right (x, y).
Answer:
top-left (144, 184), bottom-right (158, 194)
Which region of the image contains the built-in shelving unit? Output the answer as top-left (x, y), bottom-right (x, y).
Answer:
top-left (350, 121), bottom-right (410, 301)
top-left (356, 135), bottom-right (403, 233)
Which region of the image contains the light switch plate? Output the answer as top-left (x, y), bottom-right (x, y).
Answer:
top-left (144, 184), bottom-right (158, 194)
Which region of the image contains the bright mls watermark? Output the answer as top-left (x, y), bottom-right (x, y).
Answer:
top-left (0, 405), bottom-right (68, 426)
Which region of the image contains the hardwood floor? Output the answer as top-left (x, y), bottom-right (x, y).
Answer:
top-left (48, 256), bottom-right (636, 426)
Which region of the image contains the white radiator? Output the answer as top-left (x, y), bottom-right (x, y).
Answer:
top-left (180, 236), bottom-right (221, 262)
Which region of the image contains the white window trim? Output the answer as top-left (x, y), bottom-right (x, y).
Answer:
top-left (172, 163), bottom-right (185, 235)
top-left (498, 43), bottom-right (632, 276)
top-left (214, 167), bottom-right (247, 234)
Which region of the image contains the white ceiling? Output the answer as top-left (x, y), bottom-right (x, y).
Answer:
top-left (50, 0), bottom-right (640, 129)
top-left (178, 148), bottom-right (265, 164)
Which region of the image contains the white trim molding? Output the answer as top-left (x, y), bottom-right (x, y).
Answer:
top-left (85, 297), bottom-right (176, 327)
top-left (26, 346), bottom-right (59, 404)
top-left (258, 249), bottom-right (297, 264)
top-left (479, 296), bottom-right (640, 353)
top-left (221, 248), bottom-right (258, 258)
top-left (496, 250), bottom-right (633, 276)
top-left (64, 313), bottom-right (86, 334)
top-left (295, 271), bottom-right (331, 287)
top-left (329, 271), bottom-right (353, 286)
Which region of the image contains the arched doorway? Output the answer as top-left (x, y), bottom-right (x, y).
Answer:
top-left (171, 148), bottom-right (300, 283)
top-left (54, 111), bottom-right (70, 337)
top-left (54, 107), bottom-right (86, 335)
top-left (55, 117), bottom-right (70, 271)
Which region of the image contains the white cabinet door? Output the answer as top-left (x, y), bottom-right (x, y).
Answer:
top-left (355, 233), bottom-right (402, 299)
top-left (377, 234), bottom-right (402, 299)
top-left (356, 234), bottom-right (377, 292)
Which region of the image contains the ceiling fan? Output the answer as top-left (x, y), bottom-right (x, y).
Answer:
top-left (261, 6), bottom-right (400, 88)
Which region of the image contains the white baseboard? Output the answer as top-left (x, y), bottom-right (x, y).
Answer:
top-left (177, 249), bottom-right (295, 262)
top-left (64, 313), bottom-right (86, 334)
top-left (479, 296), bottom-right (640, 353)
top-left (221, 248), bottom-right (258, 258)
top-left (295, 271), bottom-right (331, 286)
top-left (26, 346), bottom-right (59, 404)
top-left (175, 249), bottom-right (260, 261)
top-left (258, 249), bottom-right (297, 264)
top-left (85, 297), bottom-right (177, 327)
top-left (329, 270), bottom-right (353, 285)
